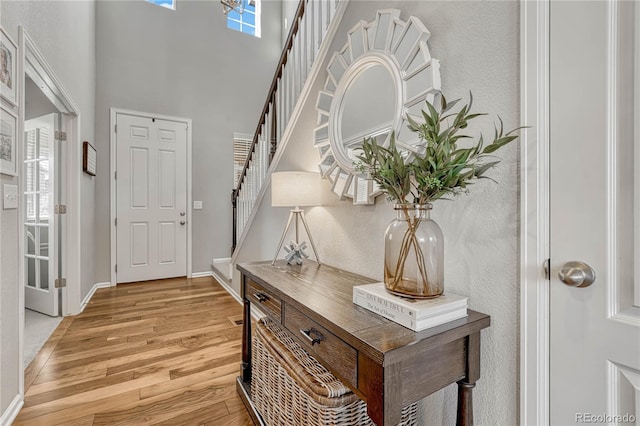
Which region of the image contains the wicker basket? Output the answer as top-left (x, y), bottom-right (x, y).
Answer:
top-left (252, 318), bottom-right (418, 426)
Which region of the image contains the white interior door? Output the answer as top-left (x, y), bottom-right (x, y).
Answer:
top-left (23, 113), bottom-right (59, 316)
top-left (116, 113), bottom-right (187, 283)
top-left (550, 1), bottom-right (640, 424)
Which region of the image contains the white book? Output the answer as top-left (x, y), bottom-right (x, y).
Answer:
top-left (353, 283), bottom-right (467, 320)
top-left (351, 292), bottom-right (464, 324)
top-left (353, 295), bottom-right (468, 331)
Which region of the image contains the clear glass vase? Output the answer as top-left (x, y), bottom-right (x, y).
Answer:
top-left (384, 204), bottom-right (444, 298)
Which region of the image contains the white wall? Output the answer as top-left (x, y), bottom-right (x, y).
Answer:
top-left (0, 174), bottom-right (20, 417)
top-left (0, 0), bottom-right (96, 417)
top-left (281, 0), bottom-right (299, 45)
top-left (236, 1), bottom-right (520, 424)
top-left (24, 77), bottom-right (58, 120)
top-left (94, 0), bottom-right (284, 281)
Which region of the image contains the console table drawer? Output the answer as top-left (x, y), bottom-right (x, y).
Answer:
top-left (284, 304), bottom-right (357, 387)
top-left (246, 279), bottom-right (281, 321)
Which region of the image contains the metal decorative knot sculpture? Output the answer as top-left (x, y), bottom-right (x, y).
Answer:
top-left (284, 241), bottom-right (309, 265)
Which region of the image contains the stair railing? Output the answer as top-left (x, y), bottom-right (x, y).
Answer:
top-left (231, 0), bottom-right (341, 253)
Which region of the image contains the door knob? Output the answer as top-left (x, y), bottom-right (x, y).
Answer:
top-left (180, 220), bottom-right (186, 226)
top-left (558, 261), bottom-right (596, 288)
top-left (180, 212), bottom-right (186, 216)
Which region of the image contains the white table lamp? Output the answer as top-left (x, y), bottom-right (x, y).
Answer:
top-left (271, 171), bottom-right (322, 265)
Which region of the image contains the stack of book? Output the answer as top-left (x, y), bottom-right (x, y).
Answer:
top-left (352, 283), bottom-right (468, 331)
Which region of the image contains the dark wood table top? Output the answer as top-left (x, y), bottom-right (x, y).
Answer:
top-left (238, 260), bottom-right (490, 366)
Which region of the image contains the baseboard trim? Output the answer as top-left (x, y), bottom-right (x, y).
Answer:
top-left (212, 258), bottom-right (233, 282)
top-left (200, 267), bottom-right (264, 322)
top-left (211, 269), bottom-right (264, 322)
top-left (211, 269), bottom-right (242, 305)
top-left (191, 271), bottom-right (214, 278)
top-left (190, 270), bottom-right (239, 303)
top-left (0, 394), bottom-right (23, 426)
top-left (80, 282), bottom-right (111, 313)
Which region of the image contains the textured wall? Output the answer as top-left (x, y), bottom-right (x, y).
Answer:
top-left (24, 77), bottom-right (58, 120)
top-left (236, 1), bottom-right (521, 424)
top-left (281, 0), bottom-right (299, 45)
top-left (0, 173), bottom-right (20, 415)
top-left (94, 0), bottom-right (284, 280)
top-left (0, 0), bottom-right (96, 416)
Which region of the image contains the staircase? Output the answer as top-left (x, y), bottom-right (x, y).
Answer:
top-left (231, 0), bottom-right (347, 255)
top-left (212, 258), bottom-right (234, 290)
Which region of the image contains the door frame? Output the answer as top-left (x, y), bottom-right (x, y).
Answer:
top-left (524, 3), bottom-right (640, 424)
top-left (520, 1), bottom-right (550, 425)
top-left (17, 26), bottom-right (83, 397)
top-left (109, 108), bottom-right (193, 285)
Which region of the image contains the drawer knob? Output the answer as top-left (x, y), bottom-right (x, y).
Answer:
top-left (300, 328), bottom-right (325, 346)
top-left (254, 292), bottom-right (269, 303)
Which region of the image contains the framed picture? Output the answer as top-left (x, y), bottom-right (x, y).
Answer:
top-left (0, 104), bottom-right (17, 176)
top-left (83, 141), bottom-right (97, 176)
top-left (0, 27), bottom-right (17, 107)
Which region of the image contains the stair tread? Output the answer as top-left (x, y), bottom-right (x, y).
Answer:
top-left (212, 261), bottom-right (232, 284)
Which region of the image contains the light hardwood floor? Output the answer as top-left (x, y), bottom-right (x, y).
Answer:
top-left (15, 276), bottom-right (253, 425)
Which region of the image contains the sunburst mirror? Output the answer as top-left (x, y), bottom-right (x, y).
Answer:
top-left (314, 9), bottom-right (441, 204)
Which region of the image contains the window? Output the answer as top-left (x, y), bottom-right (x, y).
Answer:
top-left (146, 0), bottom-right (176, 10)
top-left (227, 0), bottom-right (260, 37)
top-left (233, 133), bottom-right (252, 189)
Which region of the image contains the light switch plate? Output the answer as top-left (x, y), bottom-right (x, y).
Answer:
top-left (3, 184), bottom-right (18, 209)
top-left (193, 200), bottom-right (203, 210)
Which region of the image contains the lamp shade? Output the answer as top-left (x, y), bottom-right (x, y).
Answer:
top-left (271, 171), bottom-right (321, 207)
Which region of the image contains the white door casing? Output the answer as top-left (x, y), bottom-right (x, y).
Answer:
top-left (520, 2), bottom-right (551, 423)
top-left (19, 26), bottom-right (82, 318)
top-left (17, 27), bottom-right (83, 411)
top-left (23, 113), bottom-right (59, 316)
top-left (549, 1), bottom-right (640, 424)
top-left (115, 112), bottom-right (189, 283)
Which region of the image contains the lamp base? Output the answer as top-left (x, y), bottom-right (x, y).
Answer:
top-left (272, 208), bottom-right (321, 265)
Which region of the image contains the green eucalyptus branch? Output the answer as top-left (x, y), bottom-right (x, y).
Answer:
top-left (354, 92), bottom-right (525, 205)
top-left (354, 134), bottom-right (412, 203)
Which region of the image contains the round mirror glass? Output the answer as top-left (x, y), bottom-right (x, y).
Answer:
top-left (337, 63), bottom-right (397, 168)
top-left (314, 9), bottom-right (441, 204)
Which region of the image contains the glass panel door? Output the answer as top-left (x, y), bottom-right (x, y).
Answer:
top-left (23, 114), bottom-right (58, 316)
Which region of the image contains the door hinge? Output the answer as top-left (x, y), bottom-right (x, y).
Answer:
top-left (55, 131), bottom-right (67, 141)
top-left (114, 171), bottom-right (117, 180)
top-left (55, 205), bottom-right (67, 214)
top-left (115, 264), bottom-right (118, 273)
top-left (543, 258), bottom-right (550, 280)
top-left (115, 217), bottom-right (117, 226)
top-left (115, 124), bottom-right (117, 134)
top-left (55, 278), bottom-right (67, 288)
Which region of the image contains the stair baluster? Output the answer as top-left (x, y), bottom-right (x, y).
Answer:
top-left (231, 0), bottom-right (342, 254)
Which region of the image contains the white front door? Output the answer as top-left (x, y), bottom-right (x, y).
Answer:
top-left (23, 113), bottom-right (59, 316)
top-left (115, 113), bottom-right (188, 283)
top-left (550, 1), bottom-right (640, 424)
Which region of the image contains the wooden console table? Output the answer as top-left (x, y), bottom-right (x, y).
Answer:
top-left (236, 261), bottom-right (490, 426)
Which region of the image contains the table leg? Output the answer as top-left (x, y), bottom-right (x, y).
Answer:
top-left (457, 332), bottom-right (480, 426)
top-left (241, 297), bottom-right (252, 383)
top-left (456, 381), bottom-right (475, 426)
